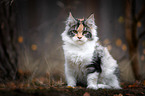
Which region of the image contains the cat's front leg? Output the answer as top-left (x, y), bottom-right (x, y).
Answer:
top-left (65, 66), bottom-right (76, 87)
top-left (66, 74), bottom-right (76, 87)
top-left (87, 72), bottom-right (99, 90)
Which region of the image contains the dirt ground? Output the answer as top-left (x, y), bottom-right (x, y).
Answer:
top-left (0, 78), bottom-right (145, 96)
top-left (0, 86), bottom-right (145, 96)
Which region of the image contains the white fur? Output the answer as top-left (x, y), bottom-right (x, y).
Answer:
top-left (61, 14), bottom-right (121, 90)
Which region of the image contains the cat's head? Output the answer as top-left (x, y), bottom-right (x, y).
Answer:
top-left (61, 12), bottom-right (98, 45)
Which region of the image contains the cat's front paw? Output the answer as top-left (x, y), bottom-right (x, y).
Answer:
top-left (98, 84), bottom-right (111, 89)
top-left (67, 84), bottom-right (76, 88)
top-left (112, 86), bottom-right (122, 89)
top-left (87, 85), bottom-right (98, 90)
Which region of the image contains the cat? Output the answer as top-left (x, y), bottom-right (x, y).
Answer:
top-left (61, 12), bottom-right (121, 90)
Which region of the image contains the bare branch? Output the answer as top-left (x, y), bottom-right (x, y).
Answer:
top-left (0, 0), bottom-right (14, 6)
top-left (136, 2), bottom-right (145, 21)
top-left (10, 0), bottom-right (14, 6)
top-left (139, 30), bottom-right (145, 39)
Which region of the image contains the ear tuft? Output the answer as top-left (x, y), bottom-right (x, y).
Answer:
top-left (66, 12), bottom-right (77, 26)
top-left (87, 14), bottom-right (94, 21)
top-left (69, 12), bottom-right (73, 18)
top-left (85, 13), bottom-right (96, 28)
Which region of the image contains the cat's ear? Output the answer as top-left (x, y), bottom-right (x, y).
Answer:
top-left (85, 13), bottom-right (95, 27)
top-left (66, 12), bottom-right (77, 26)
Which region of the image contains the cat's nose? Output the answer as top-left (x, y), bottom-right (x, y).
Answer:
top-left (78, 37), bottom-right (82, 39)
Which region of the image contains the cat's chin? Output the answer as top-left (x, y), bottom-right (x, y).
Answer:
top-left (75, 40), bottom-right (86, 45)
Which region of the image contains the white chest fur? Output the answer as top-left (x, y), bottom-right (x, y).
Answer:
top-left (63, 41), bottom-right (96, 80)
top-left (63, 41), bottom-right (95, 65)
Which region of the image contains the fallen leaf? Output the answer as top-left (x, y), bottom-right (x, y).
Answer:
top-left (114, 93), bottom-right (123, 96)
top-left (7, 82), bottom-right (16, 89)
top-left (141, 92), bottom-right (144, 94)
top-left (126, 93), bottom-right (135, 96)
top-left (67, 86), bottom-right (74, 88)
top-left (128, 85), bottom-right (135, 88)
top-left (83, 92), bottom-right (90, 96)
top-left (142, 80), bottom-right (145, 86)
top-left (143, 49), bottom-right (145, 55)
top-left (141, 55), bottom-right (144, 61)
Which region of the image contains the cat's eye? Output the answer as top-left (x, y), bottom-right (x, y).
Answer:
top-left (83, 31), bottom-right (90, 35)
top-left (68, 30), bottom-right (78, 37)
top-left (83, 31), bottom-right (88, 34)
top-left (83, 31), bottom-right (92, 38)
top-left (71, 30), bottom-right (78, 34)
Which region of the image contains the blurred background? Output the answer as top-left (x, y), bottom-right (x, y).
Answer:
top-left (0, 0), bottom-right (145, 83)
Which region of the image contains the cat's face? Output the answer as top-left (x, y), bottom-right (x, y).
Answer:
top-left (62, 13), bottom-right (98, 45)
top-left (67, 18), bottom-right (93, 44)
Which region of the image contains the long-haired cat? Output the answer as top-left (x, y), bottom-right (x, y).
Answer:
top-left (61, 13), bottom-right (121, 90)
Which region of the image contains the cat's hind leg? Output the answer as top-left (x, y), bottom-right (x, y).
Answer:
top-left (98, 84), bottom-right (111, 89)
top-left (98, 70), bottom-right (121, 89)
top-left (87, 72), bottom-right (99, 90)
top-left (103, 74), bottom-right (121, 89)
top-left (108, 75), bottom-right (121, 89)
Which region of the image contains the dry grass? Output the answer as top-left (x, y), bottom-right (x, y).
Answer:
top-left (16, 46), bottom-right (65, 89)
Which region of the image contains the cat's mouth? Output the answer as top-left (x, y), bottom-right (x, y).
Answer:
top-left (77, 39), bottom-right (83, 42)
top-left (78, 39), bottom-right (82, 41)
top-left (76, 40), bottom-right (85, 44)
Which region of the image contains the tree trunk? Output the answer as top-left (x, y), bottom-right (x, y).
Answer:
top-left (0, 1), bottom-right (18, 82)
top-left (125, 0), bottom-right (140, 80)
